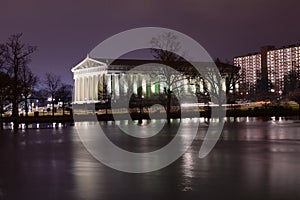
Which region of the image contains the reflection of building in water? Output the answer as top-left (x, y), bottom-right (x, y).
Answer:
top-left (71, 55), bottom-right (239, 104)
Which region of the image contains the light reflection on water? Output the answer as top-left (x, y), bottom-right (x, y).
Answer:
top-left (1, 118), bottom-right (300, 199)
top-left (1, 122), bottom-right (71, 130)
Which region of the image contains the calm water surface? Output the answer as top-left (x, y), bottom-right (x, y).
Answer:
top-left (0, 117), bottom-right (300, 200)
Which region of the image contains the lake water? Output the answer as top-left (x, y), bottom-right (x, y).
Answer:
top-left (0, 117), bottom-right (300, 200)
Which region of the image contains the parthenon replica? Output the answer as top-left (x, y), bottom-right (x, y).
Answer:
top-left (71, 55), bottom-right (240, 104)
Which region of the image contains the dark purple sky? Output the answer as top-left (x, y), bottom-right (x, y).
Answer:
top-left (1, 0), bottom-right (299, 84)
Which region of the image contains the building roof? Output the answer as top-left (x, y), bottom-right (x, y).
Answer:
top-left (72, 55), bottom-right (239, 75)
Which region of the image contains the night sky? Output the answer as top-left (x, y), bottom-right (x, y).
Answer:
top-left (1, 0), bottom-right (299, 84)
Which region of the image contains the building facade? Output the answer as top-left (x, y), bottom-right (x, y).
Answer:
top-left (72, 55), bottom-right (239, 104)
top-left (234, 44), bottom-right (300, 98)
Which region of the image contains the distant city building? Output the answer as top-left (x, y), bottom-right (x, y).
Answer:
top-left (71, 55), bottom-right (239, 104)
top-left (234, 44), bottom-right (300, 98)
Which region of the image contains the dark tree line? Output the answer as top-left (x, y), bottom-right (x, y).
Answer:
top-left (283, 68), bottom-right (300, 110)
top-left (0, 34), bottom-right (72, 129)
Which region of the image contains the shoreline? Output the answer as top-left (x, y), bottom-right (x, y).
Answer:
top-left (0, 109), bottom-right (299, 123)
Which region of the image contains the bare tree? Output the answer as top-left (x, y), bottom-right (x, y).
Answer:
top-left (150, 32), bottom-right (189, 122)
top-left (20, 66), bottom-right (38, 117)
top-left (32, 88), bottom-right (48, 115)
top-left (0, 72), bottom-right (11, 130)
top-left (45, 73), bottom-right (61, 116)
top-left (216, 59), bottom-right (241, 103)
top-left (150, 32), bottom-right (184, 62)
top-left (57, 83), bottom-right (72, 115)
top-left (1, 34), bottom-right (37, 129)
top-left (97, 75), bottom-right (112, 114)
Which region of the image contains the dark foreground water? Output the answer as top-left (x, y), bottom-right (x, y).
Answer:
top-left (0, 117), bottom-right (300, 200)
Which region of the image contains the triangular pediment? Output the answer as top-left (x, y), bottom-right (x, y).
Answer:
top-left (71, 55), bottom-right (107, 72)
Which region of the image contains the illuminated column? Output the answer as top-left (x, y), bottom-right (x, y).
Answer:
top-left (93, 75), bottom-right (96, 100)
top-left (82, 76), bottom-right (84, 101)
top-left (125, 74), bottom-right (128, 96)
top-left (133, 74), bottom-right (136, 94)
top-left (91, 75), bottom-right (94, 101)
top-left (88, 76), bottom-right (90, 101)
top-left (147, 74), bottom-right (152, 97)
top-left (115, 74), bottom-right (119, 99)
top-left (81, 77), bottom-right (84, 102)
top-left (98, 74), bottom-right (102, 99)
top-left (222, 77), bottom-right (226, 92)
top-left (80, 77), bottom-right (83, 101)
top-left (82, 77), bottom-right (85, 102)
top-left (77, 78), bottom-right (80, 102)
top-left (94, 75), bottom-right (98, 101)
top-left (120, 73), bottom-right (127, 96)
top-left (95, 75), bottom-right (98, 101)
top-left (102, 74), bottom-right (104, 99)
top-left (88, 76), bottom-right (91, 100)
top-left (78, 77), bottom-right (81, 102)
top-left (124, 74), bottom-right (129, 96)
top-left (200, 79), bottom-right (204, 93)
top-left (118, 74), bottom-right (122, 97)
top-left (183, 77), bottom-right (187, 94)
top-left (107, 74), bottom-right (111, 95)
top-left (145, 74), bottom-right (149, 97)
top-left (89, 76), bottom-right (92, 100)
top-left (160, 75), bottom-right (164, 93)
top-left (111, 73), bottom-right (115, 99)
top-left (141, 74), bottom-right (146, 95)
top-left (90, 76), bottom-right (93, 100)
top-left (85, 76), bottom-right (88, 101)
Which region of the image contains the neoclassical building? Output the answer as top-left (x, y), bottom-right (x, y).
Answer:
top-left (71, 55), bottom-right (240, 104)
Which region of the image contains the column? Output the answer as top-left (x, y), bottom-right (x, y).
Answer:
top-left (92, 75), bottom-right (94, 101)
top-left (80, 77), bottom-right (84, 102)
top-left (103, 74), bottom-right (106, 97)
top-left (107, 74), bottom-right (111, 96)
top-left (222, 77), bottom-right (226, 92)
top-left (146, 74), bottom-right (151, 97)
top-left (115, 74), bottom-right (119, 99)
top-left (184, 77), bottom-right (188, 95)
top-left (90, 76), bottom-right (93, 100)
top-left (160, 75), bottom-right (164, 94)
top-left (155, 75), bottom-right (160, 94)
top-left (141, 74), bottom-right (146, 96)
top-left (84, 76), bottom-right (88, 101)
top-left (77, 78), bottom-right (80, 102)
top-left (88, 76), bottom-right (91, 100)
top-left (119, 74), bottom-right (123, 97)
top-left (100, 74), bottom-right (104, 99)
top-left (133, 74), bottom-right (137, 95)
top-left (94, 75), bottom-right (98, 101)
top-left (200, 78), bottom-right (204, 93)
top-left (111, 73), bottom-right (115, 99)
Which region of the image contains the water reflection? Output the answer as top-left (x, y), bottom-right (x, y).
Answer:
top-left (1, 122), bottom-right (72, 130)
top-left (0, 118), bottom-right (300, 199)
